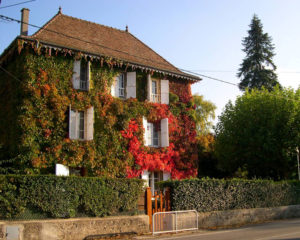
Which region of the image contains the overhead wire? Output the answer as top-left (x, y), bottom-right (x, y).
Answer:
top-left (0, 0), bottom-right (35, 9)
top-left (0, 13), bottom-right (300, 104)
top-left (0, 14), bottom-right (181, 72)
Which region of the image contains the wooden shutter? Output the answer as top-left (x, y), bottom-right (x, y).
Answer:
top-left (85, 106), bottom-right (94, 140)
top-left (72, 60), bottom-right (80, 89)
top-left (143, 117), bottom-right (148, 146)
top-left (126, 72), bottom-right (136, 99)
top-left (69, 106), bottom-right (77, 139)
top-left (161, 118), bottom-right (169, 147)
top-left (55, 164), bottom-right (70, 176)
top-left (87, 61), bottom-right (93, 90)
top-left (161, 79), bottom-right (169, 104)
top-left (141, 170), bottom-right (150, 187)
top-left (147, 74), bottom-right (152, 101)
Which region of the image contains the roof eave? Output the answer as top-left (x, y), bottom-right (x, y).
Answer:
top-left (1, 36), bottom-right (201, 82)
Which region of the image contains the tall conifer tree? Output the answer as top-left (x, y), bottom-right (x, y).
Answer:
top-left (238, 15), bottom-right (280, 91)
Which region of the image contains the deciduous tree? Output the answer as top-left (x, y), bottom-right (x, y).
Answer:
top-left (215, 87), bottom-right (300, 180)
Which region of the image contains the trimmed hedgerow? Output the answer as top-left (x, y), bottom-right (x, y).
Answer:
top-left (161, 178), bottom-right (300, 212)
top-left (0, 175), bottom-right (144, 220)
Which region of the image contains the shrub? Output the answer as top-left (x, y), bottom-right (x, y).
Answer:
top-left (161, 178), bottom-right (300, 212)
top-left (0, 175), bottom-right (144, 219)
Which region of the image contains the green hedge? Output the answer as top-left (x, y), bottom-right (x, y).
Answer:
top-left (0, 175), bottom-right (144, 219)
top-left (161, 178), bottom-right (300, 212)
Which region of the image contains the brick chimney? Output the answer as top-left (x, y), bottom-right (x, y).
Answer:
top-left (20, 8), bottom-right (30, 36)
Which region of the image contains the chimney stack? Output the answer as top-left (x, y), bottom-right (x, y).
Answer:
top-left (20, 8), bottom-right (30, 36)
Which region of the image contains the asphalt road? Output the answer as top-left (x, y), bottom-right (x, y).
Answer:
top-left (138, 218), bottom-right (300, 240)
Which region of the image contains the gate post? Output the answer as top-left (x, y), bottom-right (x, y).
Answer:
top-left (146, 187), bottom-right (152, 229)
top-left (165, 187), bottom-right (171, 211)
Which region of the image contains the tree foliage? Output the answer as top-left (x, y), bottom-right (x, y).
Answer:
top-left (192, 94), bottom-right (216, 135)
top-left (215, 87), bottom-right (300, 180)
top-left (238, 15), bottom-right (281, 91)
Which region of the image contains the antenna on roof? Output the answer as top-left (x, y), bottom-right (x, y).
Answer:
top-left (58, 6), bottom-right (62, 14)
top-left (125, 25), bottom-right (129, 32)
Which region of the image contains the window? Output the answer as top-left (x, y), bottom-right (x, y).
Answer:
top-left (151, 80), bottom-right (160, 103)
top-left (118, 74), bottom-right (125, 97)
top-left (149, 171), bottom-right (163, 195)
top-left (69, 106), bottom-right (94, 141)
top-left (147, 122), bottom-right (160, 147)
top-left (72, 60), bottom-right (90, 91)
top-left (80, 61), bottom-right (88, 90)
top-left (70, 109), bottom-right (85, 140)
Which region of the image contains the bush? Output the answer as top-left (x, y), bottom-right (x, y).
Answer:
top-left (161, 178), bottom-right (300, 212)
top-left (0, 175), bottom-right (144, 219)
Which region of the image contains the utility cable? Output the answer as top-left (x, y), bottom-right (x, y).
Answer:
top-left (0, 0), bottom-right (35, 9)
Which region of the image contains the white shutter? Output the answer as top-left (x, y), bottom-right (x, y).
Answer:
top-left (69, 107), bottom-right (77, 139)
top-left (111, 77), bottom-right (116, 97)
top-left (147, 123), bottom-right (153, 146)
top-left (141, 170), bottom-right (150, 187)
top-left (72, 60), bottom-right (80, 89)
top-left (55, 164), bottom-right (69, 176)
top-left (161, 79), bottom-right (169, 104)
top-left (126, 72), bottom-right (136, 99)
top-left (85, 106), bottom-right (94, 140)
top-left (143, 117), bottom-right (148, 146)
top-left (163, 172), bottom-right (171, 181)
top-left (87, 61), bottom-right (91, 90)
top-left (147, 74), bottom-right (152, 101)
top-left (161, 118), bottom-right (169, 147)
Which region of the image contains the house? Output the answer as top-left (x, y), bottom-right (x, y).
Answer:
top-left (0, 8), bottom-right (200, 194)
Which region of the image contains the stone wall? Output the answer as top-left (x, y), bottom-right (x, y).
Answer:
top-left (0, 215), bottom-right (149, 240)
top-left (1, 205), bottom-right (300, 239)
top-left (198, 204), bottom-right (300, 229)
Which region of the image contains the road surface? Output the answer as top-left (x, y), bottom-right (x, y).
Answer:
top-left (137, 218), bottom-right (300, 240)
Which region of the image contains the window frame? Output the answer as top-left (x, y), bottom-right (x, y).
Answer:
top-left (79, 61), bottom-right (88, 91)
top-left (147, 122), bottom-right (160, 147)
top-left (151, 79), bottom-right (160, 103)
top-left (70, 109), bottom-right (85, 140)
top-left (148, 171), bottom-right (163, 195)
top-left (118, 73), bottom-right (125, 98)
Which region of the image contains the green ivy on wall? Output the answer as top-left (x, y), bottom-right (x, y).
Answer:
top-left (0, 44), bottom-right (198, 178)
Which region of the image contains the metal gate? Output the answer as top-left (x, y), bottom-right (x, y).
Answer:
top-left (152, 210), bottom-right (198, 235)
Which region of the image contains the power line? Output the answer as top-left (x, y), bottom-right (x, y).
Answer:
top-left (187, 70), bottom-right (300, 74)
top-left (0, 0), bottom-right (35, 9)
top-left (181, 68), bottom-right (300, 103)
top-left (0, 13), bottom-right (184, 75)
top-left (0, 14), bottom-right (300, 104)
top-left (180, 69), bottom-right (239, 87)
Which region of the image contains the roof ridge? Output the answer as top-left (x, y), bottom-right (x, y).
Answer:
top-left (127, 32), bottom-right (182, 74)
top-left (59, 13), bottom-right (127, 34)
top-left (32, 11), bottom-right (62, 37)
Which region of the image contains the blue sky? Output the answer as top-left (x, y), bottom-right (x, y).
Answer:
top-left (1, 0), bottom-right (300, 124)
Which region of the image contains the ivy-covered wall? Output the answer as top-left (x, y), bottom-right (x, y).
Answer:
top-left (0, 44), bottom-right (198, 179)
